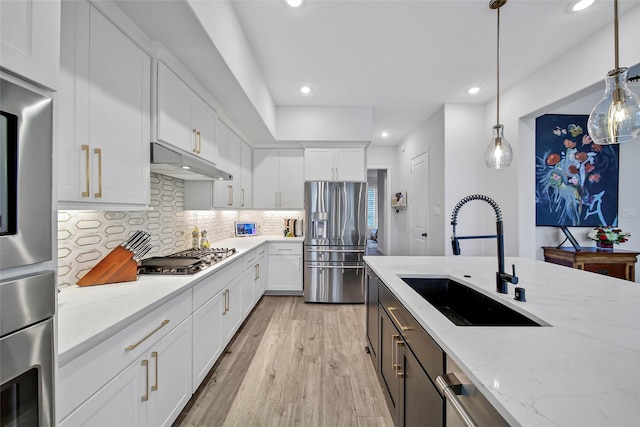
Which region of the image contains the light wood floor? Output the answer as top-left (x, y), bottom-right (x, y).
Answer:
top-left (174, 296), bottom-right (393, 427)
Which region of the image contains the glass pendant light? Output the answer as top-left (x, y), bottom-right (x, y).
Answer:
top-left (587, 0), bottom-right (640, 145)
top-left (485, 0), bottom-right (513, 170)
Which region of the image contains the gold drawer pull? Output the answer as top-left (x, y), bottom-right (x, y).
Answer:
top-left (125, 320), bottom-right (170, 351)
top-left (388, 307), bottom-right (412, 331)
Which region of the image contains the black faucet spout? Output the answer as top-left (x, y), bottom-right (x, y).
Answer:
top-left (450, 194), bottom-right (518, 294)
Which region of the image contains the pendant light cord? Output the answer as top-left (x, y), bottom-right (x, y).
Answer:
top-left (614, 0), bottom-right (619, 70)
top-left (496, 6), bottom-right (501, 127)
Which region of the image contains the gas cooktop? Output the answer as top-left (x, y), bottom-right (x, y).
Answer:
top-left (138, 248), bottom-right (237, 275)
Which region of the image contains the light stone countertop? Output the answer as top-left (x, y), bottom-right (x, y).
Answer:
top-left (57, 235), bottom-right (303, 366)
top-left (363, 255), bottom-right (640, 427)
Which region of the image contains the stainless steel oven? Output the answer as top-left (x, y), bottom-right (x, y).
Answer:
top-left (1, 271), bottom-right (56, 427)
top-left (0, 77), bottom-right (52, 270)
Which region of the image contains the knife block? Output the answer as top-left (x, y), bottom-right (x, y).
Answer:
top-left (77, 246), bottom-right (138, 286)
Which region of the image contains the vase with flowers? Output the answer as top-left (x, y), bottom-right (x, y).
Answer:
top-left (587, 226), bottom-right (630, 251)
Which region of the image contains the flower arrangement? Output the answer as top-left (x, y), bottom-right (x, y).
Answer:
top-left (587, 226), bottom-right (630, 245)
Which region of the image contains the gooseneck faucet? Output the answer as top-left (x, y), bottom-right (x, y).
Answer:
top-left (450, 194), bottom-right (518, 294)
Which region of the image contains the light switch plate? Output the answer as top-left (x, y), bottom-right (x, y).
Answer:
top-left (433, 207), bottom-right (441, 217)
top-left (622, 209), bottom-right (638, 218)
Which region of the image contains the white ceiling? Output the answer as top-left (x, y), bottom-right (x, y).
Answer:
top-left (115, 0), bottom-right (640, 147)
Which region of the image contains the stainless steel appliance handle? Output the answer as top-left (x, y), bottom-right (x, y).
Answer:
top-left (435, 374), bottom-right (477, 427)
top-left (306, 265), bottom-right (364, 269)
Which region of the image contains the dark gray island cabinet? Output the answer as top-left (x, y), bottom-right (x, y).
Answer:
top-left (365, 266), bottom-right (508, 427)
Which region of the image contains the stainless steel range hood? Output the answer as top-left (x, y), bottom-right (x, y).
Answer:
top-left (150, 142), bottom-right (232, 181)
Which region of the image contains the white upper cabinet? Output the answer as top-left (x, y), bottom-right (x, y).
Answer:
top-left (156, 62), bottom-right (218, 163)
top-left (0, 0), bottom-right (60, 89)
top-left (304, 147), bottom-right (366, 181)
top-left (241, 141), bottom-right (253, 208)
top-left (253, 149), bottom-right (304, 209)
top-left (58, 1), bottom-right (150, 208)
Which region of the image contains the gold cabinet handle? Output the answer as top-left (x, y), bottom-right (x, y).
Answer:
top-left (125, 320), bottom-right (170, 351)
top-left (391, 334), bottom-right (399, 372)
top-left (197, 130), bottom-right (202, 154)
top-left (151, 351), bottom-right (159, 391)
top-left (142, 359), bottom-right (149, 401)
top-left (81, 145), bottom-right (90, 197)
top-left (395, 339), bottom-right (405, 379)
top-left (223, 289), bottom-right (229, 315)
top-left (388, 307), bottom-right (412, 331)
top-left (94, 148), bottom-right (102, 198)
top-left (255, 264), bottom-right (260, 280)
top-left (242, 188), bottom-right (245, 207)
top-left (192, 129), bottom-right (198, 153)
top-left (228, 185), bottom-right (233, 206)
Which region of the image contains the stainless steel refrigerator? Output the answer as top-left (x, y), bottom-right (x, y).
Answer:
top-left (304, 181), bottom-right (367, 303)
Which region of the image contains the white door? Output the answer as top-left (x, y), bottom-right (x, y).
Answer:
top-left (410, 152), bottom-right (429, 255)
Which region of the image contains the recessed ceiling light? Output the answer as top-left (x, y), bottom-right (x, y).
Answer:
top-left (300, 85), bottom-right (312, 94)
top-left (571, 0), bottom-right (595, 12)
top-left (181, 165), bottom-right (191, 170)
top-left (381, 131), bottom-right (389, 138)
top-left (285, 0), bottom-right (304, 9)
top-left (467, 87), bottom-right (481, 95)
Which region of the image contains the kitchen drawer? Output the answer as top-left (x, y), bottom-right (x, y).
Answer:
top-left (269, 242), bottom-right (302, 255)
top-left (379, 284), bottom-right (444, 384)
top-left (192, 258), bottom-right (243, 310)
top-left (243, 249), bottom-right (258, 269)
top-left (58, 289), bottom-right (191, 420)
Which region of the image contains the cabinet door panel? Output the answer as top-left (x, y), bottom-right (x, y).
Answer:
top-left (278, 149), bottom-right (304, 208)
top-left (0, 0), bottom-right (60, 89)
top-left (223, 278), bottom-right (243, 343)
top-left (241, 142), bottom-right (253, 208)
top-left (304, 148), bottom-right (334, 181)
top-left (157, 62), bottom-right (193, 154)
top-left (193, 95), bottom-right (217, 162)
top-left (268, 255), bottom-right (302, 292)
top-left (89, 7), bottom-right (150, 205)
top-left (401, 346), bottom-right (442, 427)
top-left (335, 148), bottom-right (365, 181)
top-left (59, 357), bottom-right (146, 427)
top-left (192, 292), bottom-right (224, 391)
top-left (379, 307), bottom-right (400, 424)
top-left (241, 267), bottom-right (255, 317)
top-left (253, 149), bottom-right (278, 208)
top-left (147, 317), bottom-right (192, 427)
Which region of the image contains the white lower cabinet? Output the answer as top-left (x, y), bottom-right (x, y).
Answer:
top-left (60, 316), bottom-right (192, 427)
top-left (267, 243), bottom-right (303, 293)
top-left (222, 276), bottom-right (243, 343)
top-left (192, 290), bottom-right (224, 391)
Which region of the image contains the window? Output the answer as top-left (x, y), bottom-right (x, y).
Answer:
top-left (367, 187), bottom-right (377, 228)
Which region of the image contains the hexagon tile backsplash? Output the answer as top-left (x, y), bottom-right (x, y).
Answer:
top-left (58, 173), bottom-right (302, 290)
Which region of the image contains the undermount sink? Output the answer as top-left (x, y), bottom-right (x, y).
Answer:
top-left (400, 277), bottom-right (543, 327)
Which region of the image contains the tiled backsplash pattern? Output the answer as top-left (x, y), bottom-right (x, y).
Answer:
top-left (58, 173), bottom-right (302, 289)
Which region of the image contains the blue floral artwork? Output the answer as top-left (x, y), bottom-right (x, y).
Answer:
top-left (535, 114), bottom-right (619, 227)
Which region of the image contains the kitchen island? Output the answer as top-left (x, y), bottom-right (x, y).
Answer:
top-left (364, 255), bottom-right (640, 426)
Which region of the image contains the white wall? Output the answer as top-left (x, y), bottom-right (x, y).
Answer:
top-left (367, 145), bottom-right (396, 255)
top-left (496, 6), bottom-right (640, 262)
top-left (391, 107), bottom-right (444, 255)
top-left (443, 104), bottom-right (490, 256)
top-left (276, 106), bottom-right (373, 142)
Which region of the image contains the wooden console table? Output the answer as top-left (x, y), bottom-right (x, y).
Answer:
top-left (542, 246), bottom-right (640, 282)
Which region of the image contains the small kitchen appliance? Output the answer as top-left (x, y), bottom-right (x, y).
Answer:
top-left (235, 222), bottom-right (257, 237)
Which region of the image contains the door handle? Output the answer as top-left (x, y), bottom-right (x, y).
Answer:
top-left (81, 144), bottom-right (90, 197)
top-left (192, 129), bottom-right (198, 153)
top-left (421, 233), bottom-right (428, 237)
top-left (141, 359), bottom-right (149, 402)
top-left (94, 148), bottom-right (102, 198)
top-left (395, 338), bottom-right (405, 378)
top-left (151, 351), bottom-right (159, 391)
